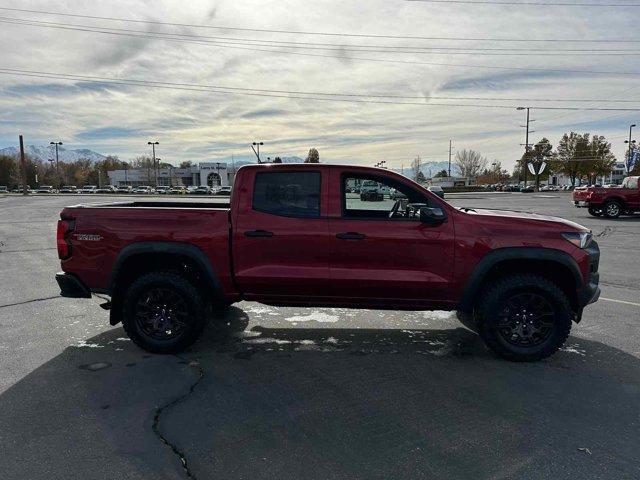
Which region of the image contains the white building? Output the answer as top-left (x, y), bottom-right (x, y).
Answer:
top-left (108, 162), bottom-right (230, 187)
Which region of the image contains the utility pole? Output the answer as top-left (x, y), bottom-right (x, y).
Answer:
top-left (19, 135), bottom-right (27, 195)
top-left (517, 107), bottom-right (534, 187)
top-left (147, 141), bottom-right (159, 186)
top-left (448, 139), bottom-right (452, 178)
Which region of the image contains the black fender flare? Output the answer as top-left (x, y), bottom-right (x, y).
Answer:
top-left (457, 247), bottom-right (583, 313)
top-left (108, 242), bottom-right (223, 325)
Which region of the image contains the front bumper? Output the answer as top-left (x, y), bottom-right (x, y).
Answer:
top-left (55, 272), bottom-right (91, 298)
top-left (577, 242), bottom-right (600, 308)
top-left (573, 200), bottom-right (589, 207)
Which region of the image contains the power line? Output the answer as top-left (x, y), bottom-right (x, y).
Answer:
top-left (406, 0), bottom-right (640, 5)
top-left (6, 15), bottom-right (640, 55)
top-left (4, 17), bottom-right (640, 77)
top-left (1, 68), bottom-right (640, 111)
top-left (1, 6), bottom-right (640, 43)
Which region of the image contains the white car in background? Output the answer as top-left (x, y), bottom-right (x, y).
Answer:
top-left (81, 185), bottom-right (98, 194)
top-left (133, 186), bottom-right (154, 194)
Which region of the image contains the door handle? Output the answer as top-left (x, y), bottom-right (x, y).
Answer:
top-left (244, 230), bottom-right (274, 237)
top-left (336, 232), bottom-right (365, 240)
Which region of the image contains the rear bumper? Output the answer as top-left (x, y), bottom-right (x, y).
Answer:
top-left (55, 272), bottom-right (91, 298)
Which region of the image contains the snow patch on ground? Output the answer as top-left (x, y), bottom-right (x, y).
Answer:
top-left (285, 311), bottom-right (339, 323)
top-left (247, 306), bottom-right (276, 315)
top-left (244, 338), bottom-right (292, 345)
top-left (561, 344), bottom-right (586, 356)
top-left (421, 311), bottom-right (456, 321)
top-left (75, 340), bottom-right (104, 348)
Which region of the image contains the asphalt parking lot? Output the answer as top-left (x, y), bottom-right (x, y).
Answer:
top-left (1, 192), bottom-right (638, 480)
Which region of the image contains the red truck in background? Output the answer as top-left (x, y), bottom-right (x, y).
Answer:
top-left (573, 176), bottom-right (640, 218)
top-left (56, 164), bottom-right (600, 362)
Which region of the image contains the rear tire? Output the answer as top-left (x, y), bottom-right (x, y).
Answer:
top-left (122, 272), bottom-right (207, 354)
top-left (604, 200), bottom-right (622, 219)
top-left (476, 274), bottom-right (572, 362)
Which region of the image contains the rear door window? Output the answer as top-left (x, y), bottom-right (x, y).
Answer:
top-left (253, 171), bottom-right (321, 218)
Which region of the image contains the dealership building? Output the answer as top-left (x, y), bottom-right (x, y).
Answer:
top-left (107, 162), bottom-right (231, 187)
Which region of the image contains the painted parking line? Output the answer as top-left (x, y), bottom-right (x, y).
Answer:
top-left (601, 297), bottom-right (640, 307)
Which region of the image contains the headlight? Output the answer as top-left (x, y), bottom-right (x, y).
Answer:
top-left (562, 231), bottom-right (593, 249)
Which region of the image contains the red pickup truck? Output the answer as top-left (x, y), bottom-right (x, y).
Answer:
top-left (56, 164), bottom-right (600, 361)
top-left (573, 176), bottom-right (640, 218)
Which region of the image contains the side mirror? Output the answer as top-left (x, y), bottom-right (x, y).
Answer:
top-left (420, 207), bottom-right (446, 225)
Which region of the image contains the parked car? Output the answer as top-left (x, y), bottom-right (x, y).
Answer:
top-left (96, 186), bottom-right (117, 194)
top-left (12, 185), bottom-right (30, 193)
top-left (155, 186), bottom-right (171, 195)
top-left (55, 163), bottom-right (600, 362)
top-left (427, 185), bottom-right (445, 199)
top-left (169, 186), bottom-right (186, 195)
top-left (193, 186), bottom-right (212, 195)
top-left (81, 185), bottom-right (98, 194)
top-left (133, 186), bottom-right (154, 194)
top-left (36, 185), bottom-right (56, 194)
top-left (59, 186), bottom-right (78, 194)
top-left (573, 175), bottom-right (640, 218)
top-left (520, 186), bottom-right (534, 193)
top-left (213, 186), bottom-right (232, 196)
top-left (360, 180), bottom-right (384, 201)
top-left (116, 186), bottom-right (133, 194)
top-left (0, 186), bottom-right (8, 194)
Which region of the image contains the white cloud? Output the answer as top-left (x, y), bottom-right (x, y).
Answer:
top-left (0, 0), bottom-right (637, 169)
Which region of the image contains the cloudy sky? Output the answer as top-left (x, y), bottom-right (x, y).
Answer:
top-left (0, 0), bottom-right (639, 170)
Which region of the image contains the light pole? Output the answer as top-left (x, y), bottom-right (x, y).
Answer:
top-left (627, 124), bottom-right (636, 173)
top-left (251, 142), bottom-right (264, 163)
top-left (516, 107), bottom-right (534, 187)
top-left (123, 160), bottom-right (128, 186)
top-left (50, 141), bottom-right (62, 187)
top-left (448, 139), bottom-right (452, 178)
top-left (147, 141), bottom-right (159, 186)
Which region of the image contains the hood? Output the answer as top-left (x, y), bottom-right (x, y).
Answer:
top-left (459, 207), bottom-right (588, 232)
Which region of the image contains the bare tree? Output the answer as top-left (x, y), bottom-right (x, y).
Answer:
top-left (455, 149), bottom-right (487, 178)
top-left (305, 148), bottom-right (319, 163)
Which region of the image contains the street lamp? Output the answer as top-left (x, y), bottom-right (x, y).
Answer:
top-left (50, 141), bottom-right (62, 187)
top-left (627, 124), bottom-right (636, 172)
top-left (251, 142), bottom-right (264, 163)
top-left (147, 141), bottom-right (159, 186)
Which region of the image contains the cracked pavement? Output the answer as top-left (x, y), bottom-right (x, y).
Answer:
top-left (0, 193), bottom-right (639, 479)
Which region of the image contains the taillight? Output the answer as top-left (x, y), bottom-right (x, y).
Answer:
top-left (57, 219), bottom-right (74, 260)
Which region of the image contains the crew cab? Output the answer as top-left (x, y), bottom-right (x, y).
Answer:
top-left (55, 164), bottom-right (600, 361)
top-left (573, 176), bottom-right (640, 218)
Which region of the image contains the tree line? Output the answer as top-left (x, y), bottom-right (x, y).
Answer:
top-left (451, 132), bottom-right (630, 189)
top-left (0, 154), bottom-right (189, 188)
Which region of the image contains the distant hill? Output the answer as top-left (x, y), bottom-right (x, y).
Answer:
top-left (0, 145), bottom-right (106, 163)
top-left (393, 161), bottom-right (460, 179)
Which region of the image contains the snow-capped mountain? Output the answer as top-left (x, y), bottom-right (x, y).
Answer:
top-left (0, 145), bottom-right (106, 163)
top-left (393, 161), bottom-right (460, 178)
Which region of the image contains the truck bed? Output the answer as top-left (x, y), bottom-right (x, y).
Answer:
top-left (67, 200), bottom-right (231, 210)
top-left (59, 201), bottom-right (235, 297)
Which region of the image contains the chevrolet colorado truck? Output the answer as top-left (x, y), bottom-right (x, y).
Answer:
top-left (56, 164), bottom-right (600, 361)
top-left (573, 176), bottom-right (640, 218)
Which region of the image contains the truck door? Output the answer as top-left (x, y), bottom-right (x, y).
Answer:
top-left (232, 168), bottom-right (331, 299)
top-left (327, 169), bottom-right (456, 307)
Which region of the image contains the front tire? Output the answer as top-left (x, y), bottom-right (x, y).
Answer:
top-left (476, 274), bottom-right (572, 362)
top-left (604, 200), bottom-right (622, 218)
top-left (122, 272), bottom-right (207, 354)
top-left (588, 206), bottom-right (603, 217)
